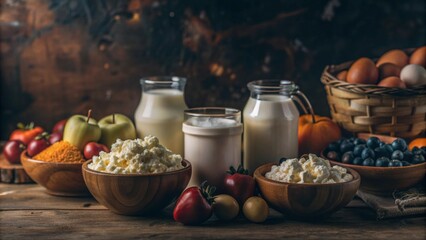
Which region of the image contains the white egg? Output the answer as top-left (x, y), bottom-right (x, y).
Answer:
top-left (400, 64), bottom-right (426, 87)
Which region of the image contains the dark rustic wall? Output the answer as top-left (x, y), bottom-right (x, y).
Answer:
top-left (1, 0), bottom-right (425, 140)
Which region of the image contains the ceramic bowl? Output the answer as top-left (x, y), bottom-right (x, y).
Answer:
top-left (21, 151), bottom-right (89, 196)
top-left (254, 162), bottom-right (360, 219)
top-left (82, 159), bottom-right (191, 215)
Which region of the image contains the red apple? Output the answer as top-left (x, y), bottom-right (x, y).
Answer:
top-left (4, 140), bottom-right (26, 164)
top-left (27, 133), bottom-right (51, 157)
top-left (84, 142), bottom-right (109, 160)
top-left (49, 132), bottom-right (63, 144)
top-left (52, 119), bottom-right (67, 134)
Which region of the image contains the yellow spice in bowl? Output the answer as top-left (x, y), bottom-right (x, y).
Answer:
top-left (34, 141), bottom-right (85, 163)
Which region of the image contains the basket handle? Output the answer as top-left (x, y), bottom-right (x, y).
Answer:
top-left (292, 91), bottom-right (316, 122)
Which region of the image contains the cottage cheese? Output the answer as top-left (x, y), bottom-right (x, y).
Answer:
top-left (265, 154), bottom-right (353, 183)
top-left (88, 136), bottom-right (184, 174)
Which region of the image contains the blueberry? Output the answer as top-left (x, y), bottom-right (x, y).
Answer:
top-left (367, 137), bottom-right (381, 149)
top-left (342, 151), bottom-right (355, 164)
top-left (353, 157), bottom-right (363, 165)
top-left (383, 144), bottom-right (394, 155)
top-left (379, 142), bottom-right (386, 147)
top-left (375, 157), bottom-right (390, 167)
top-left (327, 151), bottom-right (340, 161)
top-left (391, 138), bottom-right (407, 152)
top-left (354, 138), bottom-right (366, 145)
top-left (353, 144), bottom-right (366, 157)
top-left (327, 142), bottom-right (340, 152)
top-left (340, 140), bottom-right (355, 153)
top-left (389, 160), bottom-right (403, 167)
top-left (412, 147), bottom-right (425, 156)
top-left (279, 157), bottom-right (287, 164)
top-left (391, 150), bottom-right (404, 161)
top-left (412, 154), bottom-right (426, 165)
top-left (401, 161), bottom-right (411, 166)
top-left (361, 148), bottom-right (375, 160)
top-left (362, 158), bottom-right (375, 166)
top-left (403, 150), bottom-right (413, 162)
top-left (374, 147), bottom-right (388, 159)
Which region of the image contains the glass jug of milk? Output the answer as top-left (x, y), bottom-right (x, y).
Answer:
top-left (134, 76), bottom-right (188, 155)
top-left (243, 80), bottom-right (311, 174)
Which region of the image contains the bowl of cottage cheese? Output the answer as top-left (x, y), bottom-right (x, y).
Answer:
top-left (254, 154), bottom-right (360, 219)
top-left (82, 136), bottom-right (191, 215)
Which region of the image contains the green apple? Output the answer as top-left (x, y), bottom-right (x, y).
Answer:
top-left (98, 113), bottom-right (136, 148)
top-left (63, 110), bottom-right (101, 150)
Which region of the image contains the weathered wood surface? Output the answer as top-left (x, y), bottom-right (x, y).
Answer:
top-left (0, 155), bottom-right (34, 184)
top-left (1, 184), bottom-right (425, 240)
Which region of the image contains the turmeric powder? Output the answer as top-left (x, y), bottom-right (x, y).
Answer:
top-left (34, 141), bottom-right (85, 163)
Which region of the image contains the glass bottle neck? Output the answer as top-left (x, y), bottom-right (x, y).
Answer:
top-left (140, 76), bottom-right (186, 93)
top-left (247, 80), bottom-right (298, 99)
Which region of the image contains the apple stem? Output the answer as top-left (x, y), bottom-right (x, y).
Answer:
top-left (87, 109), bottom-right (92, 123)
top-left (112, 114), bottom-right (115, 124)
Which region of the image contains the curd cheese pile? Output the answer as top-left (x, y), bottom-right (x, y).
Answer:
top-left (88, 135), bottom-right (184, 174)
top-left (265, 154), bottom-right (353, 184)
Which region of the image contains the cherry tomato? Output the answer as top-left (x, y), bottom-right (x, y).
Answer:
top-left (3, 140), bottom-right (26, 164)
top-left (212, 194), bottom-right (239, 221)
top-left (27, 133), bottom-right (51, 157)
top-left (242, 196), bottom-right (269, 223)
top-left (223, 165), bottom-right (255, 205)
top-left (83, 142), bottom-right (109, 160)
top-left (9, 122), bottom-right (44, 145)
top-left (173, 182), bottom-right (215, 225)
top-left (49, 132), bottom-right (63, 145)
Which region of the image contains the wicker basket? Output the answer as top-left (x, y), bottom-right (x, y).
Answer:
top-left (321, 58), bottom-right (426, 139)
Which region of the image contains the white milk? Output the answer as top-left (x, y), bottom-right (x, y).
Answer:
top-left (183, 117), bottom-right (243, 188)
top-left (135, 89), bottom-right (187, 155)
top-left (243, 95), bottom-right (299, 174)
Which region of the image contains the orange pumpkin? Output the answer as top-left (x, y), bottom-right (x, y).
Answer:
top-left (298, 114), bottom-right (341, 155)
top-left (408, 138), bottom-right (426, 150)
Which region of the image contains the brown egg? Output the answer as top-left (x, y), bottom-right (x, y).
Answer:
top-left (378, 76), bottom-right (406, 88)
top-left (347, 58), bottom-right (378, 84)
top-left (376, 49), bottom-right (409, 68)
top-left (336, 70), bottom-right (348, 81)
top-left (410, 46), bottom-right (426, 67)
top-left (378, 63), bottom-right (401, 79)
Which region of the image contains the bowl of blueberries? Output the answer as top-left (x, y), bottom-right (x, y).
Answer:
top-left (322, 136), bottom-right (426, 195)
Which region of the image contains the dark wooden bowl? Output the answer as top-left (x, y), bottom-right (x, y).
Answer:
top-left (254, 163), bottom-right (360, 219)
top-left (21, 151), bottom-right (89, 196)
top-left (82, 159), bottom-right (191, 216)
top-left (328, 159), bottom-right (426, 196)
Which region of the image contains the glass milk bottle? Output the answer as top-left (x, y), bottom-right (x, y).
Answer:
top-left (134, 76), bottom-right (187, 155)
top-left (183, 108), bottom-right (243, 188)
top-left (243, 80), bottom-right (311, 174)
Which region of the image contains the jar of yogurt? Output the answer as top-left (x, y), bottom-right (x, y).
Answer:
top-left (183, 108), bottom-right (243, 188)
top-left (243, 80), bottom-right (311, 174)
top-left (134, 76), bottom-right (188, 156)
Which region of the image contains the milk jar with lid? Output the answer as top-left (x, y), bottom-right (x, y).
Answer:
top-left (183, 108), bottom-right (243, 188)
top-left (134, 76), bottom-right (188, 155)
top-left (243, 80), bottom-right (311, 174)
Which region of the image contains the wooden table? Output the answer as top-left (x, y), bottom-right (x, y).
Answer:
top-left (1, 183), bottom-right (425, 239)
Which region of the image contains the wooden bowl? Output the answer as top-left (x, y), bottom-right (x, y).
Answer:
top-left (254, 163), bottom-right (360, 219)
top-left (82, 159), bottom-right (191, 215)
top-left (328, 159), bottom-right (426, 196)
top-left (21, 151), bottom-right (89, 196)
